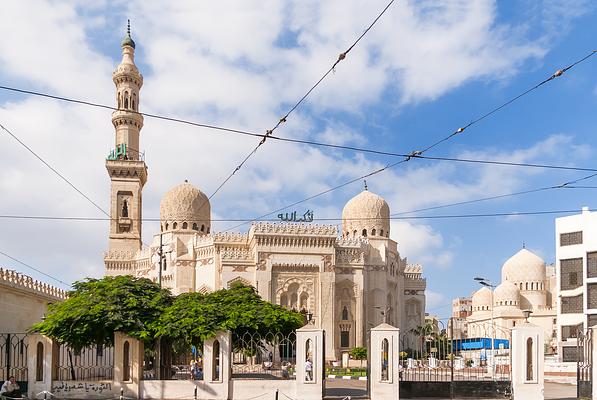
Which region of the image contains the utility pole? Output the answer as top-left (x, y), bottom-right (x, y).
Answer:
top-left (474, 277), bottom-right (496, 380)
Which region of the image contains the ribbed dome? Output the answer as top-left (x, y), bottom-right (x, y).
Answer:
top-left (494, 281), bottom-right (520, 307)
top-left (472, 287), bottom-right (492, 311)
top-left (501, 249), bottom-right (545, 285)
top-left (342, 190), bottom-right (390, 238)
top-left (160, 181), bottom-right (210, 233)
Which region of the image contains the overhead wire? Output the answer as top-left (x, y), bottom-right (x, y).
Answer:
top-left (200, 0), bottom-right (397, 204)
top-left (0, 250), bottom-right (72, 289)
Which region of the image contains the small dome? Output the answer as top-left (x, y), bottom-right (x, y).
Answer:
top-left (160, 181), bottom-right (210, 233)
top-left (472, 287), bottom-right (492, 311)
top-left (121, 35), bottom-right (136, 49)
top-left (501, 248), bottom-right (545, 285)
top-left (494, 281), bottom-right (520, 307)
top-left (342, 190), bottom-right (390, 238)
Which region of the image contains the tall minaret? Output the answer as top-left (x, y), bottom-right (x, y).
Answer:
top-left (105, 21), bottom-right (147, 269)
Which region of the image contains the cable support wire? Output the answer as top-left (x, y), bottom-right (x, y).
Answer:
top-left (199, 0), bottom-right (396, 209)
top-left (0, 122), bottom-right (109, 217)
top-left (0, 51), bottom-right (593, 164)
top-left (0, 250), bottom-right (72, 288)
top-left (0, 208), bottom-right (593, 223)
top-left (391, 171), bottom-right (597, 216)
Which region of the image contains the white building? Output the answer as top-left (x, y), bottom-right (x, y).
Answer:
top-left (467, 248), bottom-right (557, 350)
top-left (555, 206), bottom-right (597, 362)
top-left (103, 27), bottom-right (427, 360)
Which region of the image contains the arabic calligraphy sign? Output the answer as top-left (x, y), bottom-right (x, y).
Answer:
top-left (277, 210), bottom-right (314, 223)
top-left (106, 143), bottom-right (127, 160)
top-left (51, 382), bottom-right (115, 396)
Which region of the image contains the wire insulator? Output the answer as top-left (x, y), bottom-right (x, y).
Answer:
top-left (456, 127), bottom-right (465, 133)
top-left (338, 52), bottom-right (347, 61)
top-left (553, 69), bottom-right (564, 77)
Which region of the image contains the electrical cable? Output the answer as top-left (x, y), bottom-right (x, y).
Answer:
top-left (0, 250), bottom-right (72, 289)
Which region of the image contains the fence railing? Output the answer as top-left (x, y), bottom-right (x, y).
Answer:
top-left (56, 344), bottom-right (114, 381)
top-left (232, 331), bottom-right (296, 380)
top-left (0, 333), bottom-right (29, 382)
top-left (143, 339), bottom-right (202, 380)
top-left (399, 330), bottom-right (511, 382)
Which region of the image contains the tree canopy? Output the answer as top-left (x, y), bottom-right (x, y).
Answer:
top-left (31, 276), bottom-right (303, 351)
top-left (152, 283), bottom-right (304, 348)
top-left (31, 275), bottom-right (171, 351)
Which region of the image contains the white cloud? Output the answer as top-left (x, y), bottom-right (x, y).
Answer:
top-left (425, 290), bottom-right (448, 311)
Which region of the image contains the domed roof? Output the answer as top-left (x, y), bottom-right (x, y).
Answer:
top-left (501, 248), bottom-right (545, 284)
top-left (160, 181), bottom-right (210, 227)
top-left (121, 20), bottom-right (136, 49)
top-left (472, 286), bottom-right (492, 308)
top-left (494, 281), bottom-right (520, 306)
top-left (342, 189), bottom-right (390, 237)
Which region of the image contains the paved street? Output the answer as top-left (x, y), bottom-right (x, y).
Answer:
top-left (324, 379), bottom-right (577, 399)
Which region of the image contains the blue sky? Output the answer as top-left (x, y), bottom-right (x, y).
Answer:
top-left (0, 1), bottom-right (596, 316)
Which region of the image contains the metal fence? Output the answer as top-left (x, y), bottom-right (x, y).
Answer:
top-left (0, 333), bottom-right (29, 381)
top-left (56, 344), bottom-right (114, 381)
top-left (399, 328), bottom-right (511, 382)
top-left (577, 328), bottom-right (592, 398)
top-left (232, 331), bottom-right (296, 380)
top-left (143, 339), bottom-right (201, 380)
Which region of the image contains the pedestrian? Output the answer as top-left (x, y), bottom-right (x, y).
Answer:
top-left (305, 358), bottom-right (313, 381)
top-left (0, 376), bottom-right (21, 398)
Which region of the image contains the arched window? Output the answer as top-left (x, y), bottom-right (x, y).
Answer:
top-left (207, 226), bottom-right (210, 234)
top-left (124, 91), bottom-right (129, 109)
top-left (362, 229), bottom-right (367, 237)
top-left (526, 337), bottom-right (534, 381)
top-left (193, 223), bottom-right (198, 230)
top-left (372, 228), bottom-right (376, 236)
top-left (525, 282), bottom-right (528, 290)
top-left (342, 306), bottom-right (349, 321)
top-left (380, 229), bottom-right (384, 237)
top-left (201, 225), bottom-right (205, 232)
top-left (381, 338), bottom-right (389, 381)
top-left (173, 222), bottom-right (178, 229)
top-left (353, 230), bottom-right (357, 237)
top-left (118, 92), bottom-right (122, 108)
top-left (133, 93), bottom-right (137, 111)
top-left (161, 224), bottom-right (164, 232)
top-left (36, 342), bottom-right (44, 381)
top-left (182, 222), bottom-right (188, 229)
top-left (123, 341), bottom-right (130, 381)
top-left (300, 292), bottom-right (309, 310)
top-left (280, 294), bottom-right (288, 308)
top-left (165, 223), bottom-right (169, 230)
top-left (305, 339), bottom-right (313, 382)
top-left (213, 340), bottom-right (220, 381)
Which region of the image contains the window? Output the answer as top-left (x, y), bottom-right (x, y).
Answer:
top-left (173, 222), bottom-right (178, 229)
top-left (588, 283), bottom-right (597, 309)
top-left (372, 228), bottom-right (376, 236)
top-left (201, 225), bottom-right (205, 232)
top-left (526, 337), bottom-right (534, 381)
top-left (381, 339), bottom-right (389, 381)
top-left (561, 324), bottom-right (583, 340)
top-left (305, 339), bottom-right (313, 382)
top-left (561, 294), bottom-right (583, 314)
top-left (182, 222), bottom-right (188, 229)
top-left (123, 341), bottom-right (130, 381)
top-left (213, 340), bottom-right (220, 381)
top-left (340, 331), bottom-right (350, 348)
top-left (380, 229), bottom-right (384, 237)
top-left (193, 223), bottom-right (198, 230)
top-left (561, 258), bottom-right (583, 290)
top-left (36, 342), bottom-right (44, 381)
top-left (588, 313), bottom-right (597, 327)
top-left (588, 252), bottom-right (597, 278)
top-left (560, 231), bottom-right (582, 246)
top-left (562, 346), bottom-right (579, 362)
top-left (342, 306), bottom-right (349, 321)
top-left (362, 229), bottom-right (367, 237)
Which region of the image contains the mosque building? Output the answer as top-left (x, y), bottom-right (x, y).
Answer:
top-left (103, 27), bottom-right (426, 360)
top-left (467, 248), bottom-right (557, 350)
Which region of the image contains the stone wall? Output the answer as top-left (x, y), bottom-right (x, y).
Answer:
top-left (0, 268), bottom-right (67, 332)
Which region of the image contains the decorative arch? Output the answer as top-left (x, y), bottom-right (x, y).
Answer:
top-left (227, 276), bottom-right (252, 289)
top-left (276, 277), bottom-right (313, 311)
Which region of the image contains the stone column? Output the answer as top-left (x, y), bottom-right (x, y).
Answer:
top-left (203, 331), bottom-right (231, 400)
top-left (319, 271), bottom-right (336, 360)
top-left (355, 292), bottom-right (364, 347)
top-left (511, 322), bottom-right (544, 400)
top-left (296, 325), bottom-right (324, 400)
top-left (369, 323), bottom-right (400, 400)
top-left (114, 332), bottom-right (144, 399)
top-left (26, 334), bottom-right (58, 398)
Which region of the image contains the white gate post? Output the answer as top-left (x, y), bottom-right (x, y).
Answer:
top-left (26, 334), bottom-right (58, 398)
top-left (370, 323), bottom-right (400, 400)
top-left (511, 322), bottom-right (544, 400)
top-left (203, 331), bottom-right (231, 400)
top-left (296, 325), bottom-right (324, 400)
top-left (114, 332), bottom-right (144, 399)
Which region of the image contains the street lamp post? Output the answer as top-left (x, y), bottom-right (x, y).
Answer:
top-left (474, 277), bottom-right (496, 379)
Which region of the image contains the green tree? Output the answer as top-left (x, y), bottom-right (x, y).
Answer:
top-left (152, 283), bottom-right (304, 348)
top-left (30, 275), bottom-right (171, 351)
top-left (349, 347), bottom-right (367, 366)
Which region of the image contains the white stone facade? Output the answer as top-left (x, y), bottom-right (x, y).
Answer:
top-left (466, 249), bottom-right (557, 349)
top-left (104, 33), bottom-right (426, 360)
top-left (555, 206), bottom-right (597, 362)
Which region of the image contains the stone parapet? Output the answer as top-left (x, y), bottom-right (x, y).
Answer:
top-left (0, 268), bottom-right (67, 300)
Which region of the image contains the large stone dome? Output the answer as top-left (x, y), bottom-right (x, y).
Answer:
top-left (160, 181), bottom-right (210, 233)
top-left (472, 287), bottom-right (492, 312)
top-left (342, 190), bottom-right (390, 238)
top-left (494, 281), bottom-right (520, 307)
top-left (501, 248), bottom-right (546, 286)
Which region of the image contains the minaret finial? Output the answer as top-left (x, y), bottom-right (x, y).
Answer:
top-left (522, 242), bottom-right (526, 249)
top-left (127, 19), bottom-right (131, 37)
top-left (364, 180), bottom-right (368, 191)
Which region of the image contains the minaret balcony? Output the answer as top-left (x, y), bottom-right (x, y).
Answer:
top-left (111, 109), bottom-right (144, 128)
